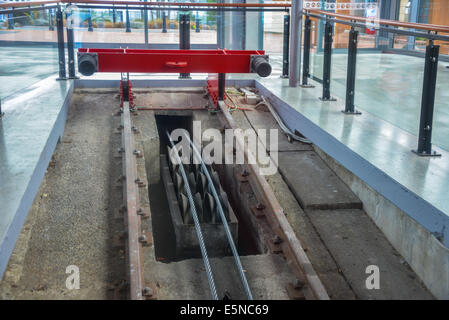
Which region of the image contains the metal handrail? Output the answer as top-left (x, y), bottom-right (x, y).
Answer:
top-left (0, 1), bottom-right (56, 8)
top-left (2, 1), bottom-right (448, 36)
top-left (307, 9), bottom-right (449, 34)
top-left (0, 1), bottom-right (291, 9)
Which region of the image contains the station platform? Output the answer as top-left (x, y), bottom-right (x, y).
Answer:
top-left (0, 51), bottom-right (448, 298)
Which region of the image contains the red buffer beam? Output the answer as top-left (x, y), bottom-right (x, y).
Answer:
top-left (77, 48), bottom-right (272, 77)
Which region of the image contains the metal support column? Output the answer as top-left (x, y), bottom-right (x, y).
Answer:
top-left (162, 11), bottom-right (167, 33)
top-left (49, 9), bottom-right (54, 31)
top-left (179, 14), bottom-right (191, 79)
top-left (195, 11), bottom-right (200, 33)
top-left (281, 14), bottom-right (290, 79)
top-left (56, 6), bottom-right (67, 80)
top-left (288, 0), bottom-right (303, 87)
top-left (144, 0), bottom-right (148, 46)
top-left (88, 11), bottom-right (93, 32)
top-left (126, 8), bottom-right (131, 33)
top-left (320, 20), bottom-right (335, 101)
top-left (342, 26), bottom-right (361, 114)
top-left (300, 14), bottom-right (314, 88)
top-left (218, 73), bottom-right (226, 101)
top-left (66, 9), bottom-right (77, 79)
top-left (0, 98), bottom-right (4, 118)
top-left (413, 42), bottom-right (441, 157)
top-left (7, 13), bottom-right (14, 30)
top-left (112, 9), bottom-right (116, 24)
top-left (179, 13), bottom-right (185, 49)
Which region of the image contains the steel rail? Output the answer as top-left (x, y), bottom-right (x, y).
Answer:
top-left (121, 101), bottom-right (144, 300)
top-left (137, 106), bottom-right (206, 111)
top-left (217, 100), bottom-right (329, 300)
top-left (0, 1), bottom-right (56, 8)
top-left (166, 131), bottom-right (219, 300)
top-left (0, 5), bottom-right (58, 15)
top-left (1, 0), bottom-right (449, 36)
top-left (185, 132), bottom-right (253, 300)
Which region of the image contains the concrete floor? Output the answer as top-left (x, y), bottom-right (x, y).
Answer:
top-left (0, 91), bottom-right (125, 299)
top-left (231, 105), bottom-right (433, 300)
top-left (151, 255), bottom-right (293, 300)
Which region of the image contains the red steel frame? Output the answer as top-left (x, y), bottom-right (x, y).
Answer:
top-left (78, 48), bottom-right (266, 74)
top-left (206, 73), bottom-right (220, 106)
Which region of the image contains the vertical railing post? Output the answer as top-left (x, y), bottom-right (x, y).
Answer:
top-left (281, 14), bottom-right (290, 79)
top-left (218, 73), bottom-right (226, 101)
top-left (413, 42), bottom-right (441, 157)
top-left (162, 11), bottom-right (167, 33)
top-left (56, 6), bottom-right (67, 80)
top-left (342, 26), bottom-right (361, 114)
top-left (7, 12), bottom-right (14, 30)
top-left (0, 97), bottom-right (4, 118)
top-left (320, 19), bottom-right (335, 101)
top-left (195, 11), bottom-right (200, 33)
top-left (49, 9), bottom-right (54, 31)
top-left (66, 5), bottom-right (77, 79)
top-left (179, 14), bottom-right (184, 48)
top-left (88, 10), bottom-right (93, 32)
top-left (300, 14), bottom-right (314, 88)
top-left (126, 7), bottom-right (131, 33)
top-left (144, 0), bottom-right (148, 46)
top-left (179, 14), bottom-right (191, 79)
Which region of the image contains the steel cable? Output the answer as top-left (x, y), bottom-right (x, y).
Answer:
top-left (185, 133), bottom-right (254, 300)
top-left (166, 131), bottom-right (219, 300)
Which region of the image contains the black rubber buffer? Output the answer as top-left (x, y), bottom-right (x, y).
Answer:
top-left (78, 53), bottom-right (98, 76)
top-left (251, 56), bottom-right (272, 77)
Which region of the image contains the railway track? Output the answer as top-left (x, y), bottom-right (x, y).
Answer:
top-left (118, 83), bottom-right (329, 299)
top-left (119, 100), bottom-right (145, 300)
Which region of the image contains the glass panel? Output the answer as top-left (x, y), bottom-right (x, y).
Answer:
top-left (0, 8), bottom-right (59, 98)
top-left (330, 21), bottom-right (349, 100)
top-left (354, 37), bottom-right (424, 145)
top-left (263, 11), bottom-right (284, 76)
top-left (190, 10), bottom-right (217, 45)
top-left (309, 17), bottom-right (324, 82)
top-left (72, 8), bottom-right (145, 46)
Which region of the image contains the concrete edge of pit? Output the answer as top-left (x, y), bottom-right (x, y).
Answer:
top-left (0, 78), bottom-right (74, 280)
